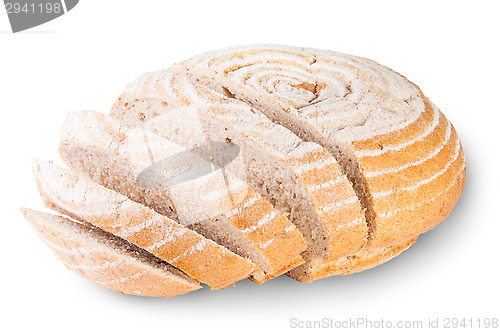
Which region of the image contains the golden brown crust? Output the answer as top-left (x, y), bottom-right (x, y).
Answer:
top-left (288, 236), bottom-right (418, 282)
top-left (222, 188), bottom-right (307, 281)
top-left (284, 146), bottom-right (367, 260)
top-left (250, 255), bottom-right (305, 284)
top-left (355, 100), bottom-right (466, 248)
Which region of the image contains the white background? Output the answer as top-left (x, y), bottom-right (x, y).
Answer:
top-left (1, 1), bottom-right (498, 331)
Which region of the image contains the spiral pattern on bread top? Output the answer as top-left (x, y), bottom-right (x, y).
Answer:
top-left (185, 45), bottom-right (424, 142)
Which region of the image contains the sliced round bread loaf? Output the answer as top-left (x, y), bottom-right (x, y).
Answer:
top-left (24, 45), bottom-right (466, 293)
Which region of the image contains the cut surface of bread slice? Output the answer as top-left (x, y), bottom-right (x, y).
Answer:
top-left (33, 158), bottom-right (256, 289)
top-left (111, 70), bottom-right (369, 281)
top-left (58, 111), bottom-right (307, 283)
top-left (21, 208), bottom-right (200, 297)
top-left (179, 44), bottom-right (466, 251)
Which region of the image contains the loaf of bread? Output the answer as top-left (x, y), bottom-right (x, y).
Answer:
top-left (22, 45), bottom-right (465, 296)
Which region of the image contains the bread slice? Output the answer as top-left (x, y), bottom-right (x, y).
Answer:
top-left (20, 208), bottom-right (200, 297)
top-left (111, 69), bottom-right (368, 282)
top-left (178, 44), bottom-right (466, 251)
top-left (33, 159), bottom-right (257, 289)
top-left (58, 111), bottom-right (307, 283)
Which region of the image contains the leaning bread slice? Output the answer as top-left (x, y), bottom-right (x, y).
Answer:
top-left (58, 111), bottom-right (307, 283)
top-left (20, 208), bottom-right (200, 297)
top-left (33, 159), bottom-right (256, 289)
top-left (111, 69), bottom-right (368, 282)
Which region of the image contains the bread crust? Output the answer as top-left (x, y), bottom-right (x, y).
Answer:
top-left (288, 237), bottom-right (418, 282)
top-left (353, 98), bottom-right (466, 248)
